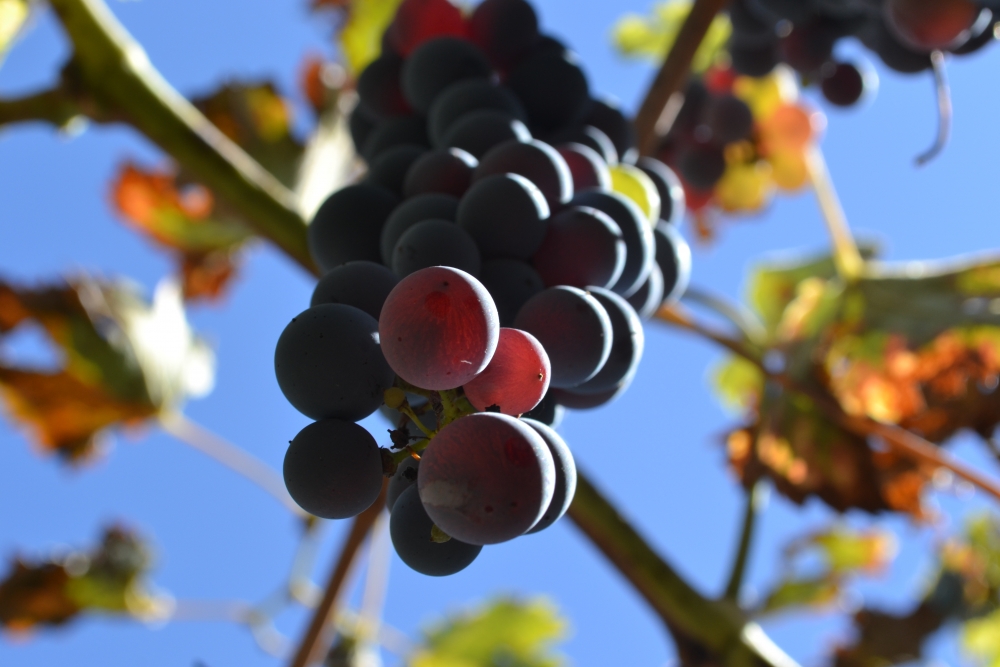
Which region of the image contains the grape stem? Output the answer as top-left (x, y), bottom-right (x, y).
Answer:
top-left (915, 50), bottom-right (952, 167)
top-left (158, 411), bottom-right (307, 518)
top-left (806, 146), bottom-right (865, 282)
top-left (633, 0), bottom-right (730, 155)
top-left (655, 303), bottom-right (1000, 505)
top-left (722, 481), bottom-right (764, 603)
top-left (46, 0), bottom-right (319, 273)
top-left (287, 482), bottom-right (387, 667)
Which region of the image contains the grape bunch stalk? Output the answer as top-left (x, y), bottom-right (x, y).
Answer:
top-left (274, 0), bottom-right (691, 576)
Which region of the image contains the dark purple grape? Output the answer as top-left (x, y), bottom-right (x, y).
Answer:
top-left (474, 139), bottom-right (574, 209)
top-left (391, 219), bottom-right (481, 278)
top-left (532, 206), bottom-right (625, 290)
top-left (439, 110), bottom-right (532, 159)
top-left (747, 0), bottom-right (814, 24)
top-left (729, 40), bottom-right (780, 77)
top-left (950, 8), bottom-right (997, 55)
top-left (557, 143), bottom-right (612, 192)
top-left (357, 54), bottom-right (411, 118)
top-left (469, 0), bottom-right (540, 67)
top-left (457, 173), bottom-right (550, 260)
top-left (553, 381), bottom-right (630, 410)
top-left (362, 115), bottom-right (430, 162)
top-left (626, 262), bottom-right (665, 321)
top-left (381, 193), bottom-right (460, 265)
top-left (581, 98), bottom-right (637, 163)
top-left (572, 287), bottom-right (643, 395)
top-left (390, 485), bottom-right (482, 575)
top-left (311, 261), bottom-right (399, 321)
top-left (513, 286), bottom-right (612, 388)
top-left (545, 124), bottom-right (618, 164)
top-left (571, 190), bottom-right (655, 298)
top-left (506, 48), bottom-right (589, 131)
top-left (637, 158), bottom-right (685, 227)
top-left (479, 258), bottom-right (544, 326)
top-left (401, 37), bottom-right (494, 114)
top-left (380, 266), bottom-right (499, 390)
top-left (522, 419), bottom-right (576, 533)
top-left (463, 327), bottom-right (550, 415)
top-left (821, 62), bottom-right (866, 107)
top-left (779, 20), bottom-right (839, 74)
top-left (428, 78), bottom-right (527, 146)
top-left (366, 144), bottom-right (427, 197)
top-left (283, 419), bottom-right (383, 519)
top-left (654, 222), bottom-right (692, 306)
top-left (522, 389), bottom-right (565, 428)
top-left (418, 412), bottom-right (555, 544)
top-left (677, 144), bottom-right (726, 190)
top-left (403, 148), bottom-right (478, 199)
top-left (275, 304), bottom-right (395, 421)
top-left (858, 17), bottom-right (932, 73)
top-left (309, 184), bottom-right (399, 273)
top-left (703, 94), bottom-right (754, 144)
top-left (387, 456), bottom-right (419, 512)
top-left (349, 106), bottom-right (377, 155)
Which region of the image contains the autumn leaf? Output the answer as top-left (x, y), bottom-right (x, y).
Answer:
top-left (335, 0), bottom-right (405, 75)
top-left (409, 598), bottom-right (568, 667)
top-left (111, 162), bottom-right (252, 302)
top-left (0, 526), bottom-right (166, 633)
top-left (714, 249), bottom-right (1000, 517)
top-left (0, 276), bottom-right (213, 461)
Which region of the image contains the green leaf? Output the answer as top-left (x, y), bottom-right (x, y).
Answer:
top-left (793, 527), bottom-right (897, 575)
top-left (339, 0), bottom-right (405, 75)
top-left (610, 1), bottom-right (731, 73)
top-left (963, 608), bottom-right (1000, 667)
top-left (711, 355), bottom-right (764, 414)
top-left (410, 598), bottom-right (568, 667)
top-left (760, 575), bottom-right (840, 614)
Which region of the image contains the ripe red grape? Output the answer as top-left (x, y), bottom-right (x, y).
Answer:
top-left (572, 190), bottom-right (655, 298)
top-left (381, 193), bottom-right (459, 265)
top-left (557, 142), bottom-right (612, 192)
top-left (457, 173), bottom-right (550, 260)
top-left (418, 412), bottom-right (555, 544)
top-left (885, 0), bottom-right (981, 51)
top-left (384, 0), bottom-right (468, 57)
top-left (391, 219), bottom-right (481, 278)
top-left (469, 0), bottom-right (540, 68)
top-left (463, 327), bottom-right (550, 415)
top-left (403, 148), bottom-right (477, 199)
top-left (310, 261), bottom-right (399, 321)
top-left (308, 184), bottom-right (398, 272)
top-left (532, 206), bottom-right (625, 290)
top-left (474, 139), bottom-right (573, 209)
top-left (380, 266), bottom-right (499, 390)
top-left (572, 287), bottom-right (643, 395)
top-left (521, 418), bottom-right (576, 533)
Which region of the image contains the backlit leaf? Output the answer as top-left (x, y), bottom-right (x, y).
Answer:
top-left (0, 0), bottom-right (31, 67)
top-left (760, 576), bottom-right (840, 614)
top-left (337, 0), bottom-right (404, 75)
top-left (409, 598), bottom-right (568, 667)
top-left (611, 1), bottom-right (731, 73)
top-left (0, 276), bottom-right (213, 461)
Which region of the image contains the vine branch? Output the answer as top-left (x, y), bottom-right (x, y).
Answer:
top-left (806, 146), bottom-right (864, 282)
top-left (0, 87), bottom-right (80, 128)
top-left (287, 483), bottom-right (386, 667)
top-left (633, 0), bottom-right (729, 155)
top-left (46, 0), bottom-right (317, 273)
top-left (723, 481), bottom-right (763, 603)
top-left (656, 304), bottom-right (1000, 505)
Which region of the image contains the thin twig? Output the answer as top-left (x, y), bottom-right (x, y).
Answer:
top-left (158, 411), bottom-right (305, 517)
top-left (633, 0), bottom-right (730, 155)
top-left (656, 304), bottom-right (1000, 505)
top-left (915, 50), bottom-right (951, 166)
top-left (568, 472), bottom-right (799, 665)
top-left (723, 481), bottom-right (763, 603)
top-left (47, 0), bottom-right (317, 273)
top-left (682, 286), bottom-right (767, 345)
top-left (0, 88), bottom-right (81, 128)
top-left (805, 146), bottom-right (864, 282)
top-left (287, 483), bottom-right (387, 667)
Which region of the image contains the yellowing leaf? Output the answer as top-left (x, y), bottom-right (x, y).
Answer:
top-left (410, 598), bottom-right (568, 667)
top-left (761, 576), bottom-right (840, 614)
top-left (962, 608), bottom-right (1000, 667)
top-left (339, 0), bottom-right (405, 74)
top-left (0, 0), bottom-right (30, 67)
top-left (0, 276), bottom-right (213, 461)
top-left (711, 355), bottom-right (764, 414)
top-left (609, 163), bottom-right (660, 224)
top-left (611, 1), bottom-right (731, 73)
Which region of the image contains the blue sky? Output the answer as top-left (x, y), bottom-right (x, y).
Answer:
top-left (1, 1), bottom-right (1000, 665)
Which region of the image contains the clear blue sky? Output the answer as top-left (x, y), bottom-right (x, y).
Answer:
top-left (2, 1), bottom-right (999, 665)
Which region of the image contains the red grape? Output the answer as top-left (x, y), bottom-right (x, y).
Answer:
top-left (384, 0), bottom-right (468, 57)
top-left (380, 266), bottom-right (499, 390)
top-left (463, 327), bottom-right (550, 415)
top-left (418, 412), bottom-right (555, 544)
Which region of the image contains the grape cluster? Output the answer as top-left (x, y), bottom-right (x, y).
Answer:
top-left (275, 0), bottom-right (693, 577)
top-left (728, 0), bottom-right (997, 106)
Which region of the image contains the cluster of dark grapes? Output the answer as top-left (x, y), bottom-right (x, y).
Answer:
top-left (274, 0), bottom-right (692, 577)
top-left (729, 0), bottom-right (998, 107)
